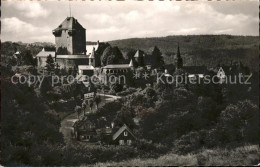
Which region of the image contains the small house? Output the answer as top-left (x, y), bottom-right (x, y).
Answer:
top-left (73, 118), bottom-right (97, 142)
top-left (112, 124), bottom-right (136, 145)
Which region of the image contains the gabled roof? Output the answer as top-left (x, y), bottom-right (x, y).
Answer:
top-left (112, 124), bottom-right (136, 141)
top-left (56, 55), bottom-right (88, 59)
top-left (134, 50), bottom-right (145, 58)
top-left (36, 51), bottom-right (55, 58)
top-left (103, 64), bottom-right (131, 69)
top-left (53, 17), bottom-right (85, 31)
top-left (129, 59), bottom-right (134, 67)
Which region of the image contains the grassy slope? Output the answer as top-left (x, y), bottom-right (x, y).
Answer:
top-left (91, 145), bottom-right (259, 166)
top-left (108, 35), bottom-right (258, 71)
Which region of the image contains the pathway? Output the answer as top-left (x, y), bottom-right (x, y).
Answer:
top-left (59, 93), bottom-right (122, 143)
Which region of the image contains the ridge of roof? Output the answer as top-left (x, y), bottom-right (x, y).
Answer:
top-left (112, 124), bottom-right (136, 141)
top-left (53, 17), bottom-right (85, 31)
top-left (103, 64), bottom-right (130, 69)
top-left (36, 51), bottom-right (55, 57)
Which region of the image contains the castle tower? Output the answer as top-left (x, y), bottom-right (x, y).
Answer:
top-left (52, 17), bottom-right (86, 55)
top-left (89, 47), bottom-right (95, 67)
top-left (175, 43), bottom-right (183, 69)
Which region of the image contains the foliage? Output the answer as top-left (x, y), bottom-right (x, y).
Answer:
top-left (45, 55), bottom-right (55, 73)
top-left (2, 80), bottom-right (63, 165)
top-left (150, 46), bottom-right (164, 68)
top-left (101, 46), bottom-right (124, 66)
top-left (94, 144), bottom-right (259, 166)
top-left (109, 35), bottom-right (258, 71)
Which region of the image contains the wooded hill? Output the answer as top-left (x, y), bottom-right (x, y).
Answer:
top-left (108, 35), bottom-right (258, 71)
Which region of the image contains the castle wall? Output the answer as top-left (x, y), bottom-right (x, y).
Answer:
top-left (72, 28), bottom-right (86, 55)
top-left (55, 30), bottom-right (73, 55)
top-left (56, 58), bottom-right (88, 70)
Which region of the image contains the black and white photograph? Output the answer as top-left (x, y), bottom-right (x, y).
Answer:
top-left (1, 0), bottom-right (259, 166)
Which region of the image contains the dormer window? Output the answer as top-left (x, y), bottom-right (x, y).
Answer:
top-left (124, 131), bottom-right (128, 136)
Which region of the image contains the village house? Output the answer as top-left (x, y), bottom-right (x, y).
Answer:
top-left (73, 118), bottom-right (136, 145)
top-left (73, 118), bottom-right (97, 142)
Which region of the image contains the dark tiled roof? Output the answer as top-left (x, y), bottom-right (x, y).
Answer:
top-left (134, 50), bottom-right (145, 58)
top-left (112, 124), bottom-right (136, 141)
top-left (53, 17), bottom-right (85, 31)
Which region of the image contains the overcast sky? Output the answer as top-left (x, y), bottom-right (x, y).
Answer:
top-left (2, 0), bottom-right (258, 43)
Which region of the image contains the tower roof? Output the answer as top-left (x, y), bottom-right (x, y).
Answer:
top-left (134, 50), bottom-right (145, 58)
top-left (53, 17), bottom-right (85, 31)
top-left (129, 59), bottom-right (134, 67)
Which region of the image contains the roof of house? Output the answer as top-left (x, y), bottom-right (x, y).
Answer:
top-left (112, 124), bottom-right (136, 141)
top-left (78, 65), bottom-right (95, 70)
top-left (36, 51), bottom-right (55, 58)
top-left (103, 64), bottom-right (131, 69)
top-left (183, 66), bottom-right (208, 74)
top-left (53, 17), bottom-right (85, 31)
top-left (134, 50), bottom-right (145, 58)
top-left (56, 55), bottom-right (88, 59)
top-left (129, 59), bottom-right (134, 67)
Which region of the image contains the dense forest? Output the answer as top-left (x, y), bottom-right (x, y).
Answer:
top-left (108, 35), bottom-right (258, 71)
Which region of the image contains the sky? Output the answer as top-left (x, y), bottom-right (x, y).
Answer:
top-left (2, 0), bottom-right (259, 43)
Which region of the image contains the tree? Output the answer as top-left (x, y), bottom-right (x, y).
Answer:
top-left (74, 106), bottom-right (81, 119)
top-left (89, 99), bottom-right (94, 112)
top-left (151, 46), bottom-right (164, 68)
top-left (22, 50), bottom-right (36, 66)
top-left (110, 83), bottom-right (123, 94)
top-left (101, 46), bottom-right (124, 66)
top-left (144, 87), bottom-right (157, 105)
top-left (101, 46), bottom-right (112, 66)
top-left (40, 76), bottom-right (53, 96)
top-left (113, 110), bottom-right (135, 129)
top-left (94, 96), bottom-right (101, 109)
top-left (81, 100), bottom-right (87, 116)
top-left (218, 100), bottom-right (259, 143)
top-left (46, 55), bottom-right (55, 74)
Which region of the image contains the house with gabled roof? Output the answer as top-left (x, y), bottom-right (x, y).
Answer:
top-left (112, 124), bottom-right (136, 145)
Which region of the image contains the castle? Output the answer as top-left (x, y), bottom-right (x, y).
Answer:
top-left (37, 16), bottom-right (200, 78)
top-left (36, 16), bottom-right (135, 75)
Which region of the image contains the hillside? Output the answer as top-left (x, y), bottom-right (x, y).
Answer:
top-left (108, 35), bottom-right (258, 71)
